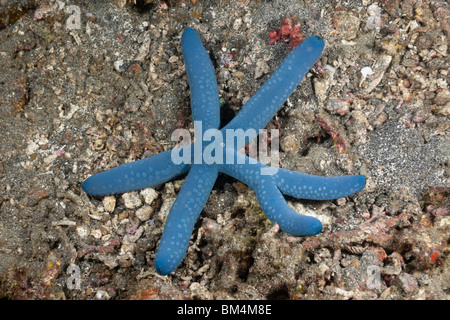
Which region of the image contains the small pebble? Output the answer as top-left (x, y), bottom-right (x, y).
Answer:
top-left (114, 60), bottom-right (126, 72)
top-left (136, 206), bottom-right (153, 222)
top-left (118, 211), bottom-right (129, 220)
top-left (336, 197), bottom-right (347, 206)
top-left (140, 188), bottom-right (158, 205)
top-left (103, 196), bottom-right (116, 213)
top-left (189, 282), bottom-right (214, 300)
top-left (76, 226), bottom-right (89, 238)
top-left (122, 192), bottom-right (142, 209)
top-left (91, 229), bottom-right (103, 239)
top-left (395, 273), bottom-right (419, 294)
top-left (95, 290), bottom-right (110, 300)
top-left (280, 134), bottom-right (300, 153)
top-left (361, 66), bottom-right (375, 77)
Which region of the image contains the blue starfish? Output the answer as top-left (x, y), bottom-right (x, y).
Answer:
top-left (82, 28), bottom-right (366, 275)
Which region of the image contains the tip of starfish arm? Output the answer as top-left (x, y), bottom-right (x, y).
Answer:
top-left (81, 176), bottom-right (104, 196)
top-left (154, 253), bottom-right (177, 276)
top-left (81, 174), bottom-right (121, 196)
top-left (299, 216), bottom-right (323, 236)
top-left (309, 217), bottom-right (324, 235)
top-left (154, 262), bottom-right (169, 276)
top-left (354, 174), bottom-right (367, 192)
top-left (184, 27), bottom-right (195, 33)
top-left (300, 35), bottom-right (325, 54)
top-left (309, 35), bottom-right (325, 45)
top-left (81, 177), bottom-right (95, 194)
top-left (182, 27), bottom-right (198, 42)
top-left (280, 215), bottom-right (323, 236)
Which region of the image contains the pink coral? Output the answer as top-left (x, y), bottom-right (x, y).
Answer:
top-left (268, 18), bottom-right (304, 51)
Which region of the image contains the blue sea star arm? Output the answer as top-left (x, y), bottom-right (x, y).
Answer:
top-left (182, 28), bottom-right (220, 132)
top-left (81, 148), bottom-right (191, 196)
top-left (218, 149), bottom-right (323, 236)
top-left (276, 169), bottom-right (366, 200)
top-left (154, 164), bottom-right (218, 275)
top-left (219, 149), bottom-right (366, 235)
top-left (255, 180), bottom-right (323, 236)
top-left (223, 35), bottom-right (324, 149)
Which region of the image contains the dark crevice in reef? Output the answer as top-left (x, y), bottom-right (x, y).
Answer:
top-left (237, 256), bottom-right (254, 282)
top-left (0, 1), bottom-right (38, 30)
top-left (266, 285), bottom-right (290, 300)
top-left (129, 0), bottom-right (158, 13)
top-left (213, 172), bottom-right (237, 191)
top-left (219, 100), bottom-right (237, 130)
top-left (229, 207), bottom-right (246, 220)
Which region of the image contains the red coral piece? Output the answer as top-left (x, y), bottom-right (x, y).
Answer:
top-left (268, 18), bottom-right (304, 51)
